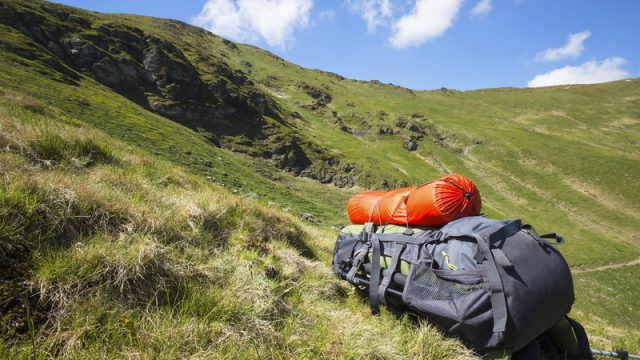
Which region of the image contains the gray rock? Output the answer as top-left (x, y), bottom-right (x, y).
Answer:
top-left (301, 212), bottom-right (317, 223)
top-left (403, 137), bottom-right (419, 151)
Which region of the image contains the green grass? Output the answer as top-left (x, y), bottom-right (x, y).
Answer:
top-left (0, 0), bottom-right (639, 357)
top-left (572, 264), bottom-right (640, 354)
top-left (0, 21), bottom-right (355, 228)
top-left (0, 91), bottom-right (472, 358)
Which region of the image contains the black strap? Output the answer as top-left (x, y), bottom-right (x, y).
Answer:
top-left (522, 224), bottom-right (563, 246)
top-left (540, 232), bottom-right (564, 244)
top-left (369, 233), bottom-right (382, 315)
top-left (491, 248), bottom-right (513, 268)
top-left (483, 220), bottom-right (528, 341)
top-left (345, 247), bottom-right (369, 283)
top-left (376, 233), bottom-right (438, 245)
top-left (424, 230), bottom-right (508, 344)
top-left (566, 317), bottom-right (593, 360)
top-left (471, 232), bottom-right (508, 344)
top-left (488, 219), bottom-right (522, 244)
top-left (467, 219), bottom-right (520, 264)
top-left (394, 221), bottom-right (516, 344)
top-left (345, 222), bottom-right (374, 283)
top-left (364, 222), bottom-right (376, 236)
top-left (377, 243), bottom-right (405, 305)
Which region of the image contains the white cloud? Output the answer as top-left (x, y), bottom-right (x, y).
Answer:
top-left (192, 0), bottom-right (313, 49)
top-left (347, 0), bottom-right (393, 33)
top-left (317, 9), bottom-right (336, 21)
top-left (470, 0), bottom-right (492, 18)
top-left (535, 30), bottom-right (591, 62)
top-left (528, 57), bottom-right (629, 87)
top-left (389, 0), bottom-right (462, 49)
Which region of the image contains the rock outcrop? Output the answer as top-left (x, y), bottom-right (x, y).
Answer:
top-left (0, 1), bottom-right (359, 188)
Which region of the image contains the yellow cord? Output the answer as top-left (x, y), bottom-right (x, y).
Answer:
top-left (441, 251), bottom-right (458, 271)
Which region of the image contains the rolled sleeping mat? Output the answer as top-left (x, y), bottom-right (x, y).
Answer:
top-left (348, 273), bottom-right (405, 298)
top-left (347, 173), bottom-right (481, 227)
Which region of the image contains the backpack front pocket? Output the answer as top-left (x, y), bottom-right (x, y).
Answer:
top-left (402, 261), bottom-right (493, 345)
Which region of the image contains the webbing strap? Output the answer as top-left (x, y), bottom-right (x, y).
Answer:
top-left (521, 224), bottom-right (543, 246)
top-left (345, 222), bottom-right (374, 283)
top-left (423, 229), bottom-right (509, 344)
top-left (566, 317), bottom-right (593, 360)
top-left (364, 222), bottom-right (376, 235)
top-left (369, 233), bottom-right (382, 315)
top-left (471, 233), bottom-right (508, 339)
top-left (377, 243), bottom-right (405, 305)
top-left (488, 219), bottom-right (522, 244)
top-left (484, 220), bottom-right (531, 341)
top-left (345, 247), bottom-right (368, 283)
top-left (491, 248), bottom-right (513, 268)
top-left (481, 220), bottom-right (520, 268)
top-left (376, 232), bottom-right (439, 245)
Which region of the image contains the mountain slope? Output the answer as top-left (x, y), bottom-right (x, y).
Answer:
top-left (1, 0), bottom-right (639, 357)
top-left (0, 90), bottom-right (473, 358)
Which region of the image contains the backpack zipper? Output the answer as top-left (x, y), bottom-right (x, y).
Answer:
top-left (441, 251), bottom-right (458, 271)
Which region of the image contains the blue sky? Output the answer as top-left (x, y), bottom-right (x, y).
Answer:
top-left (53, 0), bottom-right (640, 90)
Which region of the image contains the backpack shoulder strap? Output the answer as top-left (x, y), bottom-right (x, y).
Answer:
top-left (566, 317), bottom-right (594, 360)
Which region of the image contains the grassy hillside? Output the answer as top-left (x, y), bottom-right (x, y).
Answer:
top-left (0, 90), bottom-right (472, 358)
top-left (0, 0), bottom-right (639, 357)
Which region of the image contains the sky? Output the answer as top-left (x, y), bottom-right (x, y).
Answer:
top-left (52, 0), bottom-right (640, 91)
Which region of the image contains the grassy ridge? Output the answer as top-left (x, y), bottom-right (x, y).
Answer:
top-left (0, 19), bottom-right (356, 227)
top-left (2, 5), bottom-right (638, 266)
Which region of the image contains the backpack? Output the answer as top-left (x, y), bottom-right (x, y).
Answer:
top-left (332, 216), bottom-right (576, 353)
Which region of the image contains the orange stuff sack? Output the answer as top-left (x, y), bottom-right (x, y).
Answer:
top-left (346, 174), bottom-right (481, 227)
top-left (345, 190), bottom-right (388, 224)
top-left (368, 187), bottom-right (414, 225)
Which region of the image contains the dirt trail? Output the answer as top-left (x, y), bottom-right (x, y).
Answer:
top-left (572, 257), bottom-right (640, 274)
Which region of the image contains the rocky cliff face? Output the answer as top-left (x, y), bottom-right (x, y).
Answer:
top-left (0, 0), bottom-right (356, 187)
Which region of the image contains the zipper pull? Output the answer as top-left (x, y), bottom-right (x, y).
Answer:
top-left (441, 251), bottom-right (458, 271)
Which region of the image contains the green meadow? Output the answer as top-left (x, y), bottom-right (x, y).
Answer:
top-left (0, 0), bottom-right (638, 357)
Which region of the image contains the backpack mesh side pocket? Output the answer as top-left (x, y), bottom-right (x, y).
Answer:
top-left (405, 264), bottom-right (483, 302)
top-left (402, 262), bottom-right (493, 344)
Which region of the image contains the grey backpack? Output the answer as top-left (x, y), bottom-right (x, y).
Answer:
top-left (332, 216), bottom-right (574, 352)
